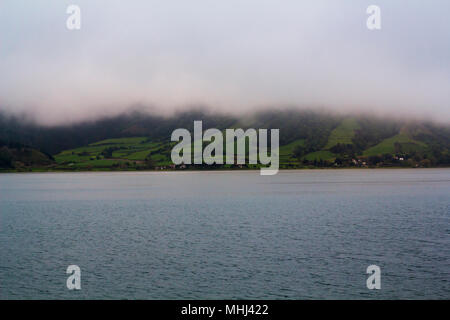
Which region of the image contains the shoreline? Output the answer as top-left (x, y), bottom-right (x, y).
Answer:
top-left (2, 166), bottom-right (449, 174)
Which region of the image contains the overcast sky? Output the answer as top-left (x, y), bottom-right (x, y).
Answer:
top-left (0, 0), bottom-right (449, 124)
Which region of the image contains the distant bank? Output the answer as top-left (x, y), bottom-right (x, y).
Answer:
top-left (1, 110), bottom-right (449, 172)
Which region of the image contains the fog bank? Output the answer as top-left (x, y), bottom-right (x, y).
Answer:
top-left (0, 0), bottom-right (449, 124)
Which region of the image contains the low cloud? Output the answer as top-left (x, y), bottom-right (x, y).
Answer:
top-left (0, 0), bottom-right (449, 124)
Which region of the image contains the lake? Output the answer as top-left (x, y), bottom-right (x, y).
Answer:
top-left (0, 169), bottom-right (449, 299)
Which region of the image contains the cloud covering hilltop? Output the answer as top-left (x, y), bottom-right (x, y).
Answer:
top-left (0, 0), bottom-right (449, 124)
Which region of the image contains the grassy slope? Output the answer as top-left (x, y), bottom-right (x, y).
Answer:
top-left (324, 118), bottom-right (359, 149)
top-left (301, 120), bottom-right (430, 161)
top-left (55, 135), bottom-right (306, 169)
top-left (55, 137), bottom-right (172, 168)
top-left (0, 146), bottom-right (54, 171)
top-left (52, 122), bottom-right (438, 170)
top-left (279, 139), bottom-right (305, 165)
top-left (363, 133), bottom-right (427, 157)
top-left (302, 151), bottom-right (336, 162)
top-left (299, 118), bottom-right (357, 162)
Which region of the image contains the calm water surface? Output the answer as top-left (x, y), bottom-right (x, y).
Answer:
top-left (0, 169), bottom-right (449, 299)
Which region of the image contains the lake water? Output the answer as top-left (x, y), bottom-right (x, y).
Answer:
top-left (0, 169), bottom-right (449, 299)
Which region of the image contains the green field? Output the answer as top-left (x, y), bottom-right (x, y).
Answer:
top-left (324, 118), bottom-right (360, 149)
top-left (53, 134), bottom-right (305, 170)
top-left (55, 137), bottom-right (171, 169)
top-left (363, 133), bottom-right (427, 157)
top-left (279, 139), bottom-right (305, 165)
top-left (51, 126), bottom-right (436, 171)
top-left (302, 150), bottom-right (336, 162)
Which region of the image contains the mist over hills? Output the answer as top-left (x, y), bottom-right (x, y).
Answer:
top-left (0, 108), bottom-right (449, 171)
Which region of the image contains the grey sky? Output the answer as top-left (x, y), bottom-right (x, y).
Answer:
top-left (0, 0), bottom-right (449, 124)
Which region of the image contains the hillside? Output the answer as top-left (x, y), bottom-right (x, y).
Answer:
top-left (324, 118), bottom-right (360, 149)
top-left (1, 110), bottom-right (449, 171)
top-left (0, 140), bottom-right (54, 171)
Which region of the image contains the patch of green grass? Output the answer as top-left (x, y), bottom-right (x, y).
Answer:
top-left (302, 150), bottom-right (336, 161)
top-left (70, 159), bottom-right (117, 168)
top-left (280, 139), bottom-right (305, 156)
top-left (54, 134), bottom-right (343, 170)
top-left (127, 150), bottom-right (153, 161)
top-left (57, 145), bottom-right (105, 156)
top-left (363, 134), bottom-right (427, 157)
top-left (324, 118), bottom-right (360, 149)
top-left (56, 135), bottom-right (178, 168)
top-left (278, 139), bottom-right (305, 164)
